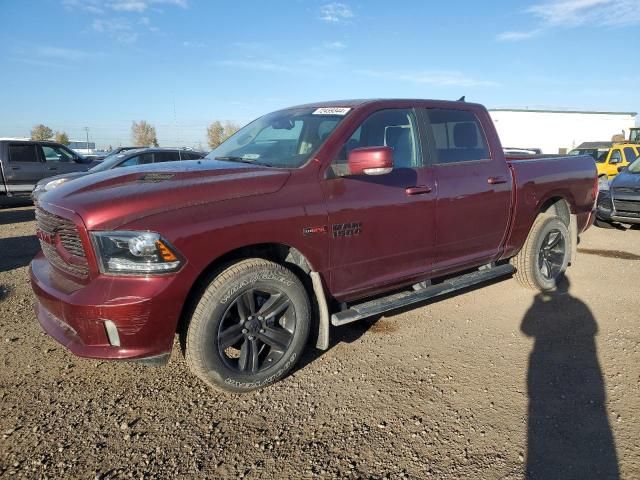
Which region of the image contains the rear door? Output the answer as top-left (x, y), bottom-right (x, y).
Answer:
top-left (322, 108), bottom-right (436, 299)
top-left (5, 143), bottom-right (46, 193)
top-left (420, 107), bottom-right (512, 272)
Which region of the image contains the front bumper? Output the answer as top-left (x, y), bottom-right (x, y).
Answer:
top-left (597, 202), bottom-right (640, 225)
top-left (30, 253), bottom-right (186, 362)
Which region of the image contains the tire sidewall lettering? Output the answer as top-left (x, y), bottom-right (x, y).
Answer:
top-left (220, 272), bottom-right (294, 305)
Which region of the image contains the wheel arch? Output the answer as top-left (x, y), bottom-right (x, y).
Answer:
top-left (176, 242), bottom-right (328, 346)
top-left (539, 196), bottom-right (571, 226)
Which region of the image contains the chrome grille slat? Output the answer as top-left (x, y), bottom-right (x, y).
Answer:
top-left (35, 207), bottom-right (88, 278)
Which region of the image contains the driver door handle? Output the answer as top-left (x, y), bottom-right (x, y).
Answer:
top-left (487, 176), bottom-right (508, 185)
top-left (405, 185), bottom-right (432, 195)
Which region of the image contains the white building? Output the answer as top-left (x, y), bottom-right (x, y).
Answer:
top-left (489, 109), bottom-right (637, 154)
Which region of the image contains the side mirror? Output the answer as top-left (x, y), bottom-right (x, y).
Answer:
top-left (347, 146), bottom-right (394, 176)
top-left (617, 165), bottom-right (626, 173)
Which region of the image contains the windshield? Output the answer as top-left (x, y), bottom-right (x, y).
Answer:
top-left (628, 156), bottom-right (640, 174)
top-left (89, 153), bottom-right (128, 172)
top-left (206, 107), bottom-right (350, 168)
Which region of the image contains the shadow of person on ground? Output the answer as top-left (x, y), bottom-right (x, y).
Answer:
top-left (521, 278), bottom-right (619, 480)
top-left (0, 235), bottom-right (40, 273)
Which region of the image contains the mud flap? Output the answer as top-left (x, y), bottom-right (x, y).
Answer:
top-left (310, 271), bottom-right (330, 350)
top-left (569, 214), bottom-right (578, 266)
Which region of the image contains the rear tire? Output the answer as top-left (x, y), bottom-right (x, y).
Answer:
top-left (510, 214), bottom-right (571, 291)
top-left (185, 258), bottom-right (310, 393)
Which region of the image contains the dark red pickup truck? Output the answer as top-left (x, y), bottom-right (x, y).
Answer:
top-left (30, 99), bottom-right (598, 392)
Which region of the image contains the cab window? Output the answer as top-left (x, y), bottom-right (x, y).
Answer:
top-left (623, 147), bottom-right (638, 163)
top-left (333, 109), bottom-right (421, 175)
top-left (609, 150), bottom-right (622, 164)
top-left (40, 145), bottom-right (76, 163)
top-left (8, 144), bottom-right (38, 163)
top-left (119, 153), bottom-right (153, 167)
top-left (423, 108), bottom-right (489, 164)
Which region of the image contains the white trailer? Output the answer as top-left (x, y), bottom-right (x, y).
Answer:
top-left (489, 109), bottom-right (637, 154)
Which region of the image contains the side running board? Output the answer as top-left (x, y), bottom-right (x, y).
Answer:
top-left (331, 264), bottom-right (515, 326)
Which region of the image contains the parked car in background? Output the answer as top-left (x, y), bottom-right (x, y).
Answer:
top-left (568, 141), bottom-right (611, 163)
top-left (0, 139), bottom-right (91, 202)
top-left (86, 146), bottom-right (141, 165)
top-left (503, 147), bottom-right (542, 156)
top-left (32, 147), bottom-right (206, 202)
top-left (30, 98), bottom-right (597, 393)
top-left (595, 156), bottom-right (640, 227)
top-left (592, 143), bottom-right (640, 180)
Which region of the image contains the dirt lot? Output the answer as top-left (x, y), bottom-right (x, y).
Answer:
top-left (1, 204), bottom-right (639, 479)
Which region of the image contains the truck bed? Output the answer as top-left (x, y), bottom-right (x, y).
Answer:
top-left (502, 153), bottom-right (597, 260)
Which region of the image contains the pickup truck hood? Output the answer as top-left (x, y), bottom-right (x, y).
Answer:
top-left (41, 160), bottom-right (291, 230)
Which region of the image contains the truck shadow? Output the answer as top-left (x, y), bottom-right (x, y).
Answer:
top-left (0, 235), bottom-right (40, 273)
top-left (297, 276), bottom-right (508, 372)
top-left (0, 206), bottom-right (35, 225)
top-left (521, 278), bottom-right (619, 479)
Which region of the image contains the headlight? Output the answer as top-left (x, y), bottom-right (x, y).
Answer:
top-left (44, 178), bottom-right (68, 191)
top-left (91, 231), bottom-right (183, 274)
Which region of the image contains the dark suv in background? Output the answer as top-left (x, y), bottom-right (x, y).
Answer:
top-left (32, 148), bottom-right (206, 202)
top-left (0, 140), bottom-right (91, 201)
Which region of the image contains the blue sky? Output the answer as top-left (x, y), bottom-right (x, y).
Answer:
top-left (1, 0), bottom-right (639, 148)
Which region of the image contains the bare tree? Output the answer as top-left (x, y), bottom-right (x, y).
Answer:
top-left (131, 120), bottom-right (159, 147)
top-left (223, 121), bottom-right (240, 138)
top-left (207, 121), bottom-right (241, 149)
top-left (31, 124), bottom-right (54, 141)
top-left (54, 131), bottom-right (70, 145)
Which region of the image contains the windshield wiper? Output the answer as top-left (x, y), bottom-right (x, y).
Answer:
top-left (214, 156), bottom-right (272, 167)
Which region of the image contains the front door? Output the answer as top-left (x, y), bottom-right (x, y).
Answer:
top-left (39, 144), bottom-right (87, 177)
top-left (420, 107), bottom-right (512, 272)
top-left (321, 108), bottom-right (436, 300)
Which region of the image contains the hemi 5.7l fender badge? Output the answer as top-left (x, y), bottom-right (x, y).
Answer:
top-left (303, 225), bottom-right (328, 236)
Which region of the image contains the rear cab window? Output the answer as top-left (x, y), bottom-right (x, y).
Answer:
top-left (422, 109), bottom-right (490, 164)
top-left (623, 147), bottom-right (638, 163)
top-left (9, 144), bottom-right (39, 163)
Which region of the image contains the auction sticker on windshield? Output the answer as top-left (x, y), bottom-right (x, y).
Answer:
top-left (313, 107), bottom-right (351, 115)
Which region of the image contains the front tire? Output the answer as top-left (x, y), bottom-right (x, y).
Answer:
top-left (185, 258), bottom-right (310, 393)
top-left (511, 214), bottom-right (571, 291)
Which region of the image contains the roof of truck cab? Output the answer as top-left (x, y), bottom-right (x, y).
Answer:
top-left (284, 98), bottom-right (483, 110)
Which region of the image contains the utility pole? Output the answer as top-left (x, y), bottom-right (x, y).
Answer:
top-left (84, 126), bottom-right (90, 154)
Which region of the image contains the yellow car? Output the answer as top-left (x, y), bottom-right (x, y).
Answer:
top-left (595, 143), bottom-right (640, 179)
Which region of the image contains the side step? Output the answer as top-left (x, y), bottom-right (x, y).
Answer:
top-left (331, 264), bottom-right (515, 326)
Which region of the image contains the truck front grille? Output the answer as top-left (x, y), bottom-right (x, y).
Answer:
top-left (35, 207), bottom-right (89, 278)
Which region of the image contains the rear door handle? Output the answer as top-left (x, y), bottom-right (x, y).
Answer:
top-left (48, 167), bottom-right (57, 171)
top-left (487, 176), bottom-right (507, 185)
top-left (405, 185), bottom-right (432, 195)
top-left (11, 166), bottom-right (21, 170)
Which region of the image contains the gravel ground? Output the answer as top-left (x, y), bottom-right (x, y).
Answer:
top-left (1, 204), bottom-right (639, 479)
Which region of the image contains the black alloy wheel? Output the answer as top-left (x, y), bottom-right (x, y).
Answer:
top-left (538, 229), bottom-right (566, 281)
top-left (217, 287), bottom-right (296, 374)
